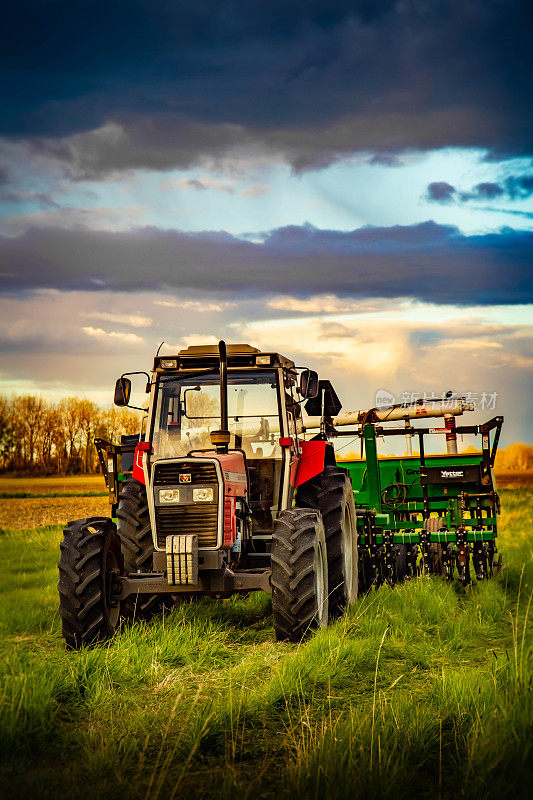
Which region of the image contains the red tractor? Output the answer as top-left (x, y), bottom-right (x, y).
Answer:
top-left (58, 342), bottom-right (358, 647)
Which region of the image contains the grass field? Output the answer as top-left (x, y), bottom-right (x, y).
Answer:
top-left (0, 481), bottom-right (531, 799)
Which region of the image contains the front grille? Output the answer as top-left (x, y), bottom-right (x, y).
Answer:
top-left (155, 505), bottom-right (219, 548)
top-left (153, 460), bottom-right (219, 548)
top-left (153, 461), bottom-right (218, 486)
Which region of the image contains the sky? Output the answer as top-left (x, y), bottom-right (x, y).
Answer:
top-left (1, 0), bottom-right (532, 447)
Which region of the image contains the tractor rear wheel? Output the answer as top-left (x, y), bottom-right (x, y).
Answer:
top-left (296, 466), bottom-right (358, 617)
top-left (117, 477), bottom-right (174, 619)
top-left (58, 517), bottom-right (122, 649)
top-left (271, 508), bottom-right (328, 642)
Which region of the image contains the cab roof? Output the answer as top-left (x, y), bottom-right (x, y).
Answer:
top-left (153, 343), bottom-right (296, 372)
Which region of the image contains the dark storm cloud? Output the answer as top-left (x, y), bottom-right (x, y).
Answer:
top-left (427, 182), bottom-right (456, 203)
top-left (1, 221), bottom-right (531, 305)
top-left (0, 189), bottom-right (59, 208)
top-left (27, 109), bottom-right (509, 180)
top-left (185, 179), bottom-right (208, 191)
top-left (367, 154), bottom-right (402, 167)
top-left (2, 1), bottom-right (531, 174)
top-left (504, 175), bottom-right (533, 199)
top-left (467, 182), bottom-right (505, 200)
top-left (427, 175), bottom-right (533, 204)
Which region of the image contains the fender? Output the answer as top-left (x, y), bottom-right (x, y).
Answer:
top-left (132, 442), bottom-right (150, 484)
top-left (294, 440), bottom-right (334, 487)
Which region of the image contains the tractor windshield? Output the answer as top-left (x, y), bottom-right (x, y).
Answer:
top-left (152, 370), bottom-right (282, 460)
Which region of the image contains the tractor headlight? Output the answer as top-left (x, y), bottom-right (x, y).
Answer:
top-left (193, 487), bottom-right (214, 502)
top-left (159, 488), bottom-right (180, 503)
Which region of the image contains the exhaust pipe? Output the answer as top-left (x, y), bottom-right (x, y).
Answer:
top-left (444, 414), bottom-right (458, 455)
top-left (210, 340), bottom-right (231, 453)
top-left (219, 339), bottom-right (228, 435)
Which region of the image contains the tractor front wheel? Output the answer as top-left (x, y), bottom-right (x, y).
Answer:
top-left (117, 477), bottom-right (175, 619)
top-left (296, 466), bottom-right (358, 617)
top-left (58, 517), bottom-right (123, 649)
top-left (271, 509), bottom-right (328, 642)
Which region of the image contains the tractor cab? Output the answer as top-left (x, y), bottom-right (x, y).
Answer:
top-left (145, 344), bottom-right (304, 556)
top-left (152, 366), bottom-right (284, 540)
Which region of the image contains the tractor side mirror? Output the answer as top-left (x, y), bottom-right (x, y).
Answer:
top-left (299, 369), bottom-right (319, 399)
top-left (114, 377), bottom-right (132, 406)
top-left (182, 385), bottom-right (201, 418)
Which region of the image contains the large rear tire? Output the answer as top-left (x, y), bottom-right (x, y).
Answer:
top-left (58, 517), bottom-right (122, 649)
top-left (296, 466), bottom-right (358, 617)
top-left (116, 478), bottom-right (174, 619)
top-left (271, 508), bottom-right (328, 642)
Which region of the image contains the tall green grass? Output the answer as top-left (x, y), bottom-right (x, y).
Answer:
top-left (0, 489), bottom-right (531, 799)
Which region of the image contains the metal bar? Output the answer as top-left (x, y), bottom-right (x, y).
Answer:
top-left (480, 416), bottom-right (504, 433)
top-left (363, 424), bottom-right (382, 512)
top-left (114, 567), bottom-right (272, 599)
top-left (94, 438), bottom-right (118, 503)
top-left (334, 425), bottom-right (482, 438)
top-left (418, 431), bottom-right (429, 519)
top-left (487, 417), bottom-right (503, 467)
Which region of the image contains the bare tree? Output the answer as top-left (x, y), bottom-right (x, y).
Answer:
top-left (0, 393), bottom-right (145, 475)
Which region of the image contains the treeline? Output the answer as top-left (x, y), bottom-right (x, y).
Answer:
top-left (0, 395), bottom-right (142, 475)
top-left (1, 392), bottom-right (531, 475)
top-left (336, 443), bottom-right (533, 470)
top-left (494, 443), bottom-right (533, 471)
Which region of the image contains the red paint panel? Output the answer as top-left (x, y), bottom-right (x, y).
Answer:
top-left (289, 456), bottom-right (299, 487)
top-left (132, 443), bottom-right (147, 484)
top-left (224, 496), bottom-right (237, 546)
top-left (201, 450), bottom-right (244, 547)
top-left (204, 450), bottom-right (247, 498)
top-left (294, 440), bottom-right (326, 487)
